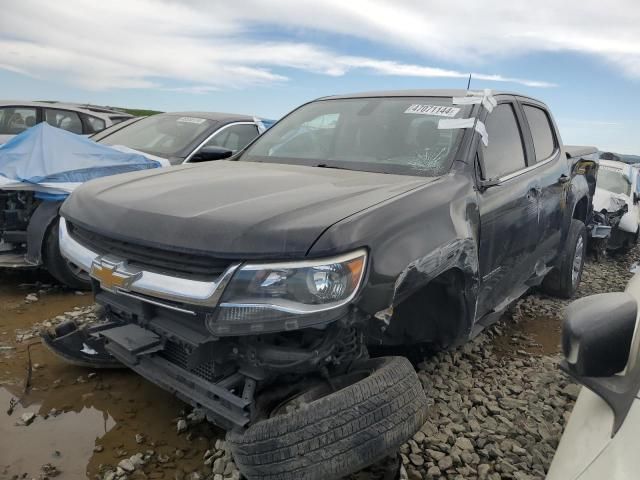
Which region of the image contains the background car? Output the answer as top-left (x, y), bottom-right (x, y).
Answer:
top-left (0, 101), bottom-right (134, 143)
top-left (548, 273), bottom-right (640, 479)
top-left (0, 111), bottom-right (273, 289)
top-left (91, 111), bottom-right (274, 165)
top-left (593, 159), bottom-right (640, 250)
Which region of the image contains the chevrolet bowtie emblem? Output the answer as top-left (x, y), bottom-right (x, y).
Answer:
top-left (90, 257), bottom-right (142, 292)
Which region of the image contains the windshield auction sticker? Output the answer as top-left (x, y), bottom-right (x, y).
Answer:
top-left (404, 105), bottom-right (461, 117)
top-left (177, 116), bottom-right (207, 124)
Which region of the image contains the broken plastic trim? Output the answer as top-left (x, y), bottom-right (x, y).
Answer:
top-left (40, 321), bottom-right (125, 369)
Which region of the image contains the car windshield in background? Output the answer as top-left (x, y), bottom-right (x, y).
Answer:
top-left (598, 167), bottom-right (631, 196)
top-left (99, 114), bottom-right (215, 158)
top-left (240, 97), bottom-right (470, 176)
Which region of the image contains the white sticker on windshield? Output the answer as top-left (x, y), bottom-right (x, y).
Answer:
top-left (177, 116), bottom-right (206, 124)
top-left (404, 104), bottom-right (461, 117)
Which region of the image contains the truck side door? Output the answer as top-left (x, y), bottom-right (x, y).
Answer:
top-left (518, 100), bottom-right (567, 267)
top-left (476, 100), bottom-right (540, 317)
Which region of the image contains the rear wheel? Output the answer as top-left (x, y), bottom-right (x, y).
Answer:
top-left (44, 220), bottom-right (91, 290)
top-left (226, 356), bottom-right (428, 480)
top-left (541, 219), bottom-right (586, 298)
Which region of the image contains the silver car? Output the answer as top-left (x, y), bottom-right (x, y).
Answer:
top-left (0, 101), bottom-right (133, 144)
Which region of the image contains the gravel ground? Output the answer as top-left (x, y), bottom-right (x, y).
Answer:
top-left (5, 246), bottom-right (640, 480)
top-left (384, 246), bottom-right (640, 480)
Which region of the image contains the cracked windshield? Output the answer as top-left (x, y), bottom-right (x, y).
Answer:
top-left (242, 98), bottom-right (469, 175)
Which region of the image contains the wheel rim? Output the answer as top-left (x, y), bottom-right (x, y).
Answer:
top-left (572, 236), bottom-right (584, 286)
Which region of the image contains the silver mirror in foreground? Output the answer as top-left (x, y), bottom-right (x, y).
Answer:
top-left (561, 291), bottom-right (640, 435)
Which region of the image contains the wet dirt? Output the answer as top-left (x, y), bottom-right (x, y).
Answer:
top-left (1, 270), bottom-right (221, 480)
top-left (2, 247), bottom-right (635, 479)
top-left (493, 314), bottom-right (562, 357)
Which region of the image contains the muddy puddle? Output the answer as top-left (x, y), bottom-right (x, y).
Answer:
top-left (1, 270), bottom-right (221, 479)
top-left (494, 313), bottom-right (562, 358)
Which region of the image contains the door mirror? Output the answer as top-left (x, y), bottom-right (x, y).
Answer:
top-left (563, 292), bottom-right (637, 378)
top-left (190, 146), bottom-right (233, 162)
top-left (633, 192), bottom-right (640, 204)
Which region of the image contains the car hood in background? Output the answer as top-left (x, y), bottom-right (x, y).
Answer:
top-left (61, 161), bottom-right (432, 257)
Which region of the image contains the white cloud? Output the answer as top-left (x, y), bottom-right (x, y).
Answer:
top-left (1, 0), bottom-right (637, 92)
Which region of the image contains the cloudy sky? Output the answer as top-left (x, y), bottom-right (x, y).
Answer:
top-left (1, 0), bottom-right (639, 153)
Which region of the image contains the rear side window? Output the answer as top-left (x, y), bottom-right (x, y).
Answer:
top-left (45, 108), bottom-right (83, 134)
top-left (85, 115), bottom-right (106, 133)
top-left (0, 107), bottom-right (38, 134)
top-left (523, 105), bottom-right (555, 161)
top-left (482, 104), bottom-right (526, 179)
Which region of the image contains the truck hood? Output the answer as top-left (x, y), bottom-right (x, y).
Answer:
top-left (61, 160), bottom-right (431, 257)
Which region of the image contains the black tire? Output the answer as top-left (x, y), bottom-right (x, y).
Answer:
top-left (226, 356), bottom-right (428, 480)
top-left (541, 219), bottom-right (586, 299)
top-left (619, 228), bottom-right (639, 254)
top-left (44, 220), bottom-right (91, 290)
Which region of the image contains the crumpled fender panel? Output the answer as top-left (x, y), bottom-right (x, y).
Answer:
top-left (308, 173), bottom-right (480, 318)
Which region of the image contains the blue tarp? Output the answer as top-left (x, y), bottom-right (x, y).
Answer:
top-left (0, 123), bottom-right (162, 188)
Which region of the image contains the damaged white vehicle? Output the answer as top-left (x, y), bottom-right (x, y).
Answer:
top-left (548, 273), bottom-right (640, 479)
top-left (593, 160), bottom-right (640, 251)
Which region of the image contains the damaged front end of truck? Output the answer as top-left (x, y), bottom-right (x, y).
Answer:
top-left (44, 218), bottom-right (374, 430)
top-left (43, 214), bottom-right (429, 480)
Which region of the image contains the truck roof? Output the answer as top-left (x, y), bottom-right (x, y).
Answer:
top-left (320, 89), bottom-right (544, 103)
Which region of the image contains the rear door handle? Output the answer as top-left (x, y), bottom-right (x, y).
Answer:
top-left (558, 174), bottom-right (570, 184)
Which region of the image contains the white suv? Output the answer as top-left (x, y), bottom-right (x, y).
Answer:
top-left (593, 159), bottom-right (640, 251)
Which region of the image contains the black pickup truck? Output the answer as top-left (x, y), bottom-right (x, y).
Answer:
top-left (46, 89), bottom-right (595, 480)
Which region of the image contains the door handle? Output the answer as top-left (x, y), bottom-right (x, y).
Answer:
top-left (558, 174), bottom-right (570, 184)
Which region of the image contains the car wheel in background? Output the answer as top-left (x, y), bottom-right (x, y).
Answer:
top-left (226, 356), bottom-right (428, 480)
top-left (542, 219), bottom-right (587, 299)
top-left (43, 219), bottom-right (91, 290)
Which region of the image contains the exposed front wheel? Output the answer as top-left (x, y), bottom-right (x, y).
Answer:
top-left (44, 219), bottom-right (91, 290)
top-left (226, 356), bottom-right (428, 480)
top-left (541, 219), bottom-right (586, 299)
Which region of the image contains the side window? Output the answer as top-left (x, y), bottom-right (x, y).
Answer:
top-left (0, 107), bottom-right (38, 134)
top-left (523, 105), bottom-right (556, 161)
top-left (482, 104), bottom-right (526, 179)
top-left (44, 108), bottom-right (83, 134)
top-left (205, 124), bottom-right (259, 152)
top-left (84, 115), bottom-right (106, 133)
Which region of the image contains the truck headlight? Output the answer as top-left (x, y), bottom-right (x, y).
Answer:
top-left (206, 249), bottom-right (367, 335)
